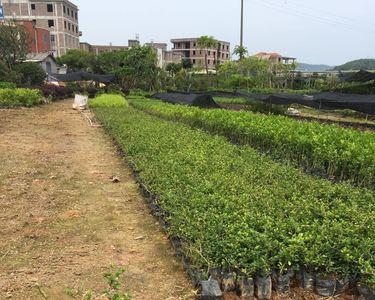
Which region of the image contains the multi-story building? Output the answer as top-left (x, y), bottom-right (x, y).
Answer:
top-left (171, 38), bottom-right (231, 69)
top-left (1, 0), bottom-right (80, 57)
top-left (80, 42), bottom-right (129, 55)
top-left (145, 42), bottom-right (184, 69)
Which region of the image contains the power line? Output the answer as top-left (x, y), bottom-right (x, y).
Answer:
top-left (283, 0), bottom-right (375, 27)
top-left (251, 0), bottom-right (375, 35)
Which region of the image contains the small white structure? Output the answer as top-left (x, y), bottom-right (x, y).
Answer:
top-left (25, 53), bottom-right (58, 74)
top-left (73, 94), bottom-right (88, 110)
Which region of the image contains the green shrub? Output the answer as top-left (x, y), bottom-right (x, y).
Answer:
top-left (131, 98), bottom-right (375, 189)
top-left (14, 62), bottom-right (46, 87)
top-left (0, 82), bottom-right (17, 89)
top-left (0, 88), bottom-right (43, 108)
top-left (92, 96), bottom-right (374, 284)
top-left (89, 94), bottom-right (128, 108)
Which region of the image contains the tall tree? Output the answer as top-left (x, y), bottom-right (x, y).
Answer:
top-left (56, 49), bottom-right (96, 72)
top-left (0, 22), bottom-right (29, 70)
top-left (233, 45), bottom-right (248, 60)
top-left (197, 36), bottom-right (217, 75)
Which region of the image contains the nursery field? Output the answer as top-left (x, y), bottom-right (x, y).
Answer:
top-left (130, 97), bottom-right (375, 189)
top-left (91, 95), bottom-right (375, 299)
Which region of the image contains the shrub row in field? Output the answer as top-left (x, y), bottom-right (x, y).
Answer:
top-left (91, 96), bottom-right (374, 292)
top-left (0, 88), bottom-right (43, 108)
top-left (0, 82), bottom-right (17, 89)
top-left (130, 98), bottom-right (375, 189)
top-left (89, 94), bottom-right (129, 108)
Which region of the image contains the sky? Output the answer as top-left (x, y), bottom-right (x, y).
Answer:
top-left (77, 0), bottom-right (375, 66)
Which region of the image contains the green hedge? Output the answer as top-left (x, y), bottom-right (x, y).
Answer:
top-left (131, 98), bottom-right (375, 189)
top-left (0, 88), bottom-right (43, 108)
top-left (89, 94), bottom-right (129, 108)
top-left (91, 95), bottom-right (374, 286)
top-left (0, 82), bottom-right (17, 89)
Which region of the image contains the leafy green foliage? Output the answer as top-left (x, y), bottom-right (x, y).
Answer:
top-left (130, 98), bottom-right (375, 189)
top-left (0, 88), bottom-right (43, 108)
top-left (233, 45), bottom-right (248, 59)
top-left (182, 58), bottom-right (193, 69)
top-left (197, 36), bottom-right (218, 74)
top-left (58, 46), bottom-right (161, 92)
top-left (103, 266), bottom-right (131, 300)
top-left (0, 82), bottom-right (17, 89)
top-left (56, 49), bottom-right (96, 72)
top-left (92, 95), bottom-right (374, 282)
top-left (166, 62), bottom-right (183, 75)
top-left (14, 62), bottom-right (46, 87)
top-left (0, 22), bottom-right (28, 70)
top-left (89, 94), bottom-right (129, 108)
top-left (217, 57), bottom-right (297, 90)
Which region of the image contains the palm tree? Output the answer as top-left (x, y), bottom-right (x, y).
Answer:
top-left (233, 45), bottom-right (248, 60)
top-left (196, 36), bottom-right (217, 75)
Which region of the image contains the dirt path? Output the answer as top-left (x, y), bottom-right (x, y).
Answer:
top-left (0, 100), bottom-right (194, 300)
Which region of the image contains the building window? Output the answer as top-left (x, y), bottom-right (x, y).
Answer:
top-left (208, 51), bottom-right (210, 55)
top-left (63, 6), bottom-right (66, 13)
top-left (47, 4), bottom-right (53, 12)
top-left (67, 7), bottom-right (70, 15)
top-left (48, 20), bottom-right (55, 27)
top-left (193, 43), bottom-right (196, 47)
top-left (76, 26), bottom-right (78, 33)
top-left (68, 22), bottom-right (71, 30)
top-left (208, 59), bottom-right (210, 64)
top-left (31, 4), bottom-right (36, 10)
top-left (64, 20), bottom-right (67, 29)
top-left (75, 12), bottom-right (78, 19)
top-left (193, 59), bottom-right (196, 64)
top-left (177, 43), bottom-right (180, 48)
top-left (193, 50), bottom-right (196, 55)
top-left (226, 54), bottom-right (229, 58)
top-left (227, 45), bottom-right (229, 50)
top-left (72, 25), bottom-right (75, 32)
top-left (51, 35), bottom-right (55, 43)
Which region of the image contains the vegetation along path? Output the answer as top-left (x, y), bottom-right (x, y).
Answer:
top-left (0, 100), bottom-right (194, 299)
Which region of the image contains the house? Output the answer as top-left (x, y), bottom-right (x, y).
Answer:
top-left (254, 52), bottom-right (296, 65)
top-left (26, 53), bottom-right (58, 74)
top-left (171, 38), bottom-right (231, 69)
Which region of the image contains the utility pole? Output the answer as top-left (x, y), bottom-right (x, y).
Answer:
top-left (240, 0), bottom-right (244, 59)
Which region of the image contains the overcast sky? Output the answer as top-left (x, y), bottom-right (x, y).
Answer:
top-left (77, 0), bottom-right (375, 66)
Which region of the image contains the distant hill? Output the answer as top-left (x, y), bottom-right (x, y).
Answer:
top-left (296, 63), bottom-right (332, 72)
top-left (334, 59), bottom-right (375, 71)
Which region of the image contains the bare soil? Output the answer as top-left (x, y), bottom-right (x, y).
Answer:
top-left (0, 100), bottom-right (195, 300)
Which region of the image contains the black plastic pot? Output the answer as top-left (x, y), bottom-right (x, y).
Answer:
top-left (255, 275), bottom-right (272, 300)
top-left (238, 277), bottom-right (254, 299)
top-left (335, 276), bottom-right (350, 295)
top-left (221, 272), bottom-right (236, 292)
top-left (315, 276), bottom-right (336, 297)
top-left (301, 269), bottom-right (315, 291)
top-left (357, 283), bottom-right (375, 300)
top-left (199, 279), bottom-right (223, 300)
top-left (272, 270), bottom-right (292, 293)
top-left (209, 268), bottom-right (223, 284)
